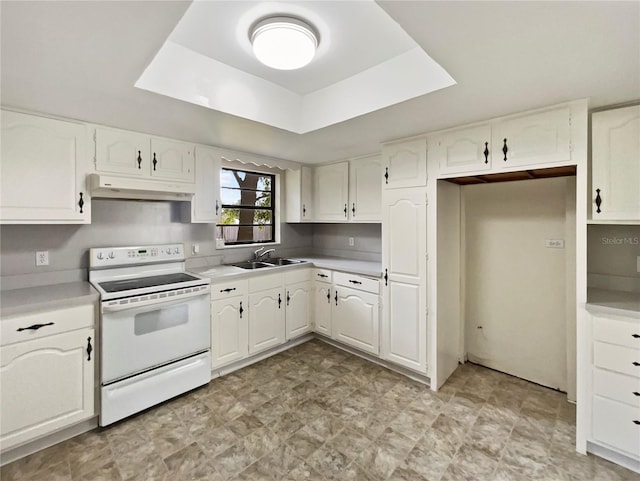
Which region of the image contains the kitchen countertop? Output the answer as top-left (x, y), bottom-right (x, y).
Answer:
top-left (586, 288), bottom-right (640, 318)
top-left (1, 282), bottom-right (99, 318)
top-left (194, 256), bottom-right (382, 283)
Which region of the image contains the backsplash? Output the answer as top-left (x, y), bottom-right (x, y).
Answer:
top-left (0, 201), bottom-right (383, 290)
top-left (587, 224), bottom-right (640, 292)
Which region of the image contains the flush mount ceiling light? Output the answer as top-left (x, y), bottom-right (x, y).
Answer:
top-left (250, 16), bottom-right (319, 70)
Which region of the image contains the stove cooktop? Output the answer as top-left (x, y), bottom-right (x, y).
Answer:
top-left (98, 273), bottom-right (202, 293)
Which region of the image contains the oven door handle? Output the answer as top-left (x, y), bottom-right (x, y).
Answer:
top-left (102, 289), bottom-right (209, 313)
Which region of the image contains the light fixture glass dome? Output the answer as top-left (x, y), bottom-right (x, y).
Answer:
top-left (250, 16), bottom-right (318, 70)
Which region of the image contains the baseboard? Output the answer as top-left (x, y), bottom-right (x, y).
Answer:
top-left (587, 442), bottom-right (640, 474)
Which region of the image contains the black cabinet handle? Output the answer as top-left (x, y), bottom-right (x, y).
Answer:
top-left (86, 337), bottom-right (93, 361)
top-left (286, 291), bottom-right (290, 306)
top-left (278, 293), bottom-right (282, 309)
top-left (344, 204), bottom-right (347, 218)
top-left (220, 287), bottom-right (236, 293)
top-left (17, 322), bottom-right (54, 332)
top-left (239, 301), bottom-right (244, 319)
top-left (384, 167), bottom-right (389, 184)
top-left (302, 204), bottom-right (306, 217)
top-left (152, 152), bottom-right (157, 171)
top-left (78, 192), bottom-right (84, 214)
top-left (595, 189), bottom-right (602, 214)
top-left (215, 200), bottom-right (219, 216)
top-left (633, 392), bottom-right (640, 397)
top-left (483, 142), bottom-right (489, 164)
top-left (352, 203), bottom-right (356, 216)
top-left (634, 420), bottom-right (640, 425)
top-left (384, 269), bottom-right (388, 286)
top-left (326, 289), bottom-right (331, 303)
top-left (335, 291), bottom-right (338, 306)
top-left (137, 150), bottom-right (142, 169)
top-left (502, 138), bottom-right (508, 161)
top-left (349, 280), bottom-right (362, 285)
top-left (633, 334), bottom-right (640, 339)
top-left (633, 362), bottom-right (640, 367)
top-left (317, 273), bottom-right (328, 278)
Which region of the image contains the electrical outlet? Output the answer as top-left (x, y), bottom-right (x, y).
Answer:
top-left (348, 237), bottom-right (355, 247)
top-left (36, 251), bottom-right (49, 266)
top-left (192, 244), bottom-right (200, 255)
top-left (545, 239), bottom-right (564, 248)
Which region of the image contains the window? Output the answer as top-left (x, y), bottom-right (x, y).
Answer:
top-left (217, 168), bottom-right (275, 245)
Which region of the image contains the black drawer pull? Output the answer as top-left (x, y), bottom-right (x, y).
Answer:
top-left (348, 280), bottom-right (362, 285)
top-left (634, 420), bottom-right (640, 425)
top-left (633, 362), bottom-right (640, 367)
top-left (220, 288), bottom-right (236, 293)
top-left (633, 392), bottom-right (640, 397)
top-left (633, 334), bottom-right (640, 339)
top-left (317, 273), bottom-right (328, 278)
top-left (17, 322), bottom-right (54, 332)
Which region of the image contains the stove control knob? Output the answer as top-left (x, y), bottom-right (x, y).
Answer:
top-left (97, 252), bottom-right (104, 260)
top-left (173, 247), bottom-right (180, 254)
top-left (108, 251), bottom-right (115, 259)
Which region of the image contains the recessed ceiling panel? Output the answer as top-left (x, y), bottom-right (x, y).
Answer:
top-left (136, 0), bottom-right (455, 133)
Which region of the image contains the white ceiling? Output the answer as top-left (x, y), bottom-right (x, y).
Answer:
top-left (1, 1), bottom-right (639, 164)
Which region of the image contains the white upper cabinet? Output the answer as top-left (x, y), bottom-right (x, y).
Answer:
top-left (313, 162), bottom-right (349, 222)
top-left (95, 127), bottom-right (148, 176)
top-left (382, 138), bottom-right (427, 189)
top-left (187, 145), bottom-right (221, 223)
top-left (1, 110), bottom-right (90, 224)
top-left (149, 137), bottom-right (194, 182)
top-left (433, 124), bottom-right (492, 175)
top-left (94, 126), bottom-right (195, 183)
top-left (492, 105), bottom-right (571, 168)
top-left (591, 105), bottom-right (640, 222)
top-left (349, 155), bottom-right (382, 222)
top-left (285, 166), bottom-right (313, 222)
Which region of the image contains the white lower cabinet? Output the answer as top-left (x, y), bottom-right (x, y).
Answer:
top-left (0, 304), bottom-right (95, 451)
top-left (583, 310), bottom-right (640, 465)
top-left (312, 269), bottom-right (333, 337)
top-left (210, 280), bottom-right (248, 369)
top-left (285, 271), bottom-right (312, 340)
top-left (248, 286), bottom-right (285, 355)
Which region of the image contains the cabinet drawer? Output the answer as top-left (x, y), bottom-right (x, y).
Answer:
top-left (211, 279), bottom-right (248, 301)
top-left (249, 273), bottom-right (283, 293)
top-left (592, 396), bottom-right (640, 458)
top-left (1, 304), bottom-right (94, 347)
top-left (285, 267), bottom-right (311, 285)
top-left (593, 315), bottom-right (640, 349)
top-left (334, 272), bottom-right (379, 294)
top-left (593, 341), bottom-right (640, 378)
top-left (593, 368), bottom-right (640, 408)
top-left (313, 269), bottom-right (332, 283)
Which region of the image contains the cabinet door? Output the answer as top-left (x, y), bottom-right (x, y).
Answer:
top-left (591, 105), bottom-right (640, 221)
top-left (349, 155), bottom-right (382, 221)
top-left (95, 127), bottom-right (149, 176)
top-left (285, 281), bottom-right (311, 339)
top-left (1, 110), bottom-right (89, 223)
top-left (190, 145), bottom-right (221, 223)
top-left (492, 105), bottom-right (571, 168)
top-left (211, 295), bottom-right (248, 368)
top-left (150, 137), bottom-right (195, 182)
top-left (0, 328), bottom-right (95, 450)
top-left (285, 166), bottom-right (313, 222)
top-left (381, 188), bottom-right (427, 373)
top-left (434, 124), bottom-right (492, 176)
top-left (313, 162), bottom-right (349, 222)
top-left (382, 138), bottom-right (427, 189)
top-left (333, 286), bottom-right (379, 355)
top-left (248, 288), bottom-right (285, 355)
top-left (313, 282), bottom-right (332, 337)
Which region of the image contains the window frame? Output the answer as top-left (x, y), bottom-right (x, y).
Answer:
top-left (217, 167), bottom-right (277, 246)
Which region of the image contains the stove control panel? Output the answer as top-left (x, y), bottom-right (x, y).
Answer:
top-left (90, 244), bottom-right (184, 268)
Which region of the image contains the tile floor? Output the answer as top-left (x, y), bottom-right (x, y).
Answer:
top-left (2, 339), bottom-right (638, 481)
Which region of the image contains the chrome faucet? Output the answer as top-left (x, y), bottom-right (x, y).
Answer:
top-left (257, 248), bottom-right (275, 260)
top-left (253, 247), bottom-right (264, 260)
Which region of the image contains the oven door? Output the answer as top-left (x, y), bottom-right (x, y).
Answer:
top-left (101, 291), bottom-right (210, 384)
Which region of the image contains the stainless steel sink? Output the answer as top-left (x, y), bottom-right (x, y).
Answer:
top-left (265, 258), bottom-right (304, 266)
top-left (232, 261), bottom-right (273, 270)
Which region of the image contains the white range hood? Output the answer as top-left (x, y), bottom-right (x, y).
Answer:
top-left (89, 174), bottom-right (195, 201)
